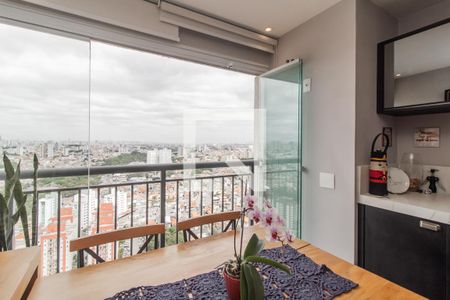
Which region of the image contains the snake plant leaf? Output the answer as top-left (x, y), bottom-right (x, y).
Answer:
top-left (14, 188), bottom-right (30, 247)
top-left (245, 263), bottom-right (264, 300)
top-left (245, 255), bottom-right (292, 275)
top-left (0, 192), bottom-right (8, 221)
top-left (11, 195), bottom-right (28, 224)
top-left (0, 193), bottom-right (8, 251)
top-left (13, 164), bottom-right (30, 248)
top-left (240, 265), bottom-right (248, 300)
top-left (243, 233), bottom-right (264, 259)
top-left (2, 155), bottom-right (31, 249)
top-left (8, 189), bottom-right (27, 249)
top-left (242, 264), bottom-right (255, 300)
top-left (4, 157), bottom-right (19, 205)
top-left (33, 154), bottom-right (38, 172)
top-left (3, 153), bottom-right (15, 178)
top-left (3, 157), bottom-right (19, 250)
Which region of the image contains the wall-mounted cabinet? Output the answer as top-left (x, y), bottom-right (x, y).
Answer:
top-left (377, 18), bottom-right (450, 116)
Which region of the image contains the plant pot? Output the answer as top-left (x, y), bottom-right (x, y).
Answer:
top-left (223, 269), bottom-right (240, 300)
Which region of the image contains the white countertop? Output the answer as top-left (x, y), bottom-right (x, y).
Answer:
top-left (359, 192), bottom-right (450, 225)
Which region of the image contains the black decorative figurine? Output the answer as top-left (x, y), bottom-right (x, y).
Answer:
top-left (426, 169), bottom-right (440, 193)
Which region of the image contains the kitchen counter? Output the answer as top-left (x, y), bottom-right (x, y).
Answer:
top-left (359, 192), bottom-right (450, 225)
top-left (357, 165), bottom-right (450, 225)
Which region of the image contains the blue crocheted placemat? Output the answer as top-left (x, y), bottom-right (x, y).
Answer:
top-left (106, 245), bottom-right (357, 300)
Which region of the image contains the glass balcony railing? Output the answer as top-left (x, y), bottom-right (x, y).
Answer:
top-left (0, 160), bottom-right (254, 276)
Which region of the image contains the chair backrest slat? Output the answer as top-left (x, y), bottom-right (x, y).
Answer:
top-left (70, 224), bottom-right (165, 252)
top-left (177, 211), bottom-right (241, 231)
top-left (177, 211), bottom-right (241, 242)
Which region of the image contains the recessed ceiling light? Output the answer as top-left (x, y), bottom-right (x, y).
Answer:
top-left (395, 73), bottom-right (401, 77)
top-left (264, 27), bottom-right (272, 32)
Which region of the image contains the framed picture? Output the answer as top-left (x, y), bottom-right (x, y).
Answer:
top-left (382, 127), bottom-right (392, 147)
top-left (445, 89), bottom-right (450, 102)
top-left (414, 127), bottom-right (440, 148)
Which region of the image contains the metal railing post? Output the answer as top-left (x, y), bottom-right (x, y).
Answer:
top-left (56, 191), bottom-right (61, 273)
top-left (114, 187), bottom-right (118, 260)
top-left (250, 163), bottom-right (255, 196)
top-left (160, 170), bottom-right (166, 247)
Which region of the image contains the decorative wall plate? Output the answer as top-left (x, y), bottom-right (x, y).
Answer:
top-left (388, 167), bottom-right (410, 194)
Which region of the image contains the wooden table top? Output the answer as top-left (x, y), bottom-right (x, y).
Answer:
top-left (0, 246), bottom-right (40, 300)
top-left (301, 245), bottom-right (424, 299)
top-left (28, 227), bottom-right (422, 300)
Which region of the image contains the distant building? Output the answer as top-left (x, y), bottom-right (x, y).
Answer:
top-left (74, 190), bottom-right (98, 230)
top-left (146, 150), bottom-right (158, 164)
top-left (3, 146), bottom-right (19, 155)
top-left (146, 148), bottom-right (172, 164)
top-left (40, 208), bottom-right (73, 276)
top-left (47, 143), bottom-right (54, 158)
top-left (117, 191), bottom-right (128, 216)
top-left (39, 196), bottom-right (57, 227)
top-left (159, 148), bottom-right (172, 164)
top-left (96, 202), bottom-right (115, 262)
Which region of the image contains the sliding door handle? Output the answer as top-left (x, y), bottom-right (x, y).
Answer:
top-left (419, 220), bottom-right (441, 232)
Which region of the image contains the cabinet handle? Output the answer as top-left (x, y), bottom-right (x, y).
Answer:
top-left (419, 220), bottom-right (441, 232)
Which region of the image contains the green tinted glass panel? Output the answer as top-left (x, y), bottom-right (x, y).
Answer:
top-left (260, 60), bottom-right (302, 237)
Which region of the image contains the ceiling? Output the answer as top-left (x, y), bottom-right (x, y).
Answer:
top-left (170, 0), bottom-right (343, 37)
top-left (371, 0), bottom-right (444, 18)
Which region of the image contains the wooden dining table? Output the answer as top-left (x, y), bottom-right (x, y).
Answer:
top-left (28, 227), bottom-right (423, 299)
top-left (0, 246), bottom-right (40, 300)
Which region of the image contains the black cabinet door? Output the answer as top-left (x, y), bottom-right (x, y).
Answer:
top-left (447, 227), bottom-right (450, 299)
top-left (360, 205), bottom-right (446, 300)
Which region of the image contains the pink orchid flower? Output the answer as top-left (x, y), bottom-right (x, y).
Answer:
top-left (267, 225), bottom-right (284, 242)
top-left (244, 195), bottom-right (256, 209)
top-left (285, 230), bottom-right (295, 243)
top-left (275, 214), bottom-right (286, 227)
top-left (262, 207), bottom-right (276, 227)
top-left (243, 196), bottom-right (295, 246)
top-left (248, 207), bottom-right (261, 223)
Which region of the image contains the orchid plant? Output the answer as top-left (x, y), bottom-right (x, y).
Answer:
top-left (223, 195), bottom-right (294, 300)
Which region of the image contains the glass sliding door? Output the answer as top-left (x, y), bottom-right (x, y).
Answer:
top-left (0, 22), bottom-right (90, 275)
top-left (255, 60), bottom-right (302, 237)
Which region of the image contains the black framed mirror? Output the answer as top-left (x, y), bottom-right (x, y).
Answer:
top-left (377, 18), bottom-right (450, 116)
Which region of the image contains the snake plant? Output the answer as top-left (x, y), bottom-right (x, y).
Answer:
top-left (0, 154), bottom-right (39, 251)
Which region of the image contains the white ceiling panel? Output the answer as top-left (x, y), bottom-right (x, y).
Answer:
top-left (171, 0), bottom-right (343, 37)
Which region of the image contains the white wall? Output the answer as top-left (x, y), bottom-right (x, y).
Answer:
top-left (394, 0), bottom-right (450, 166)
top-left (355, 0), bottom-right (397, 166)
top-left (394, 66), bottom-right (450, 107)
top-left (398, 0), bottom-right (450, 34)
top-left (273, 0), bottom-right (357, 262)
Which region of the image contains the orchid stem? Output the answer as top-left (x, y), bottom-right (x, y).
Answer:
top-left (238, 211), bottom-right (245, 260)
top-left (233, 220), bottom-right (238, 260)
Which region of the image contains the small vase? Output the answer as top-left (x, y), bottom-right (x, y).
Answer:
top-left (223, 269), bottom-right (240, 300)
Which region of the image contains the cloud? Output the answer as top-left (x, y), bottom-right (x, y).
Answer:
top-left (0, 23), bottom-right (254, 144)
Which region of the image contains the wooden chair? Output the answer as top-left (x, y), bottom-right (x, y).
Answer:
top-left (177, 211), bottom-right (241, 242)
top-left (70, 224), bottom-right (165, 268)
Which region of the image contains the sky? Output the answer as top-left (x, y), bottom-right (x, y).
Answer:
top-left (0, 22), bottom-right (255, 144)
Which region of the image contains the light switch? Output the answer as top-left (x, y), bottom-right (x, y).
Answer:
top-left (303, 78), bottom-right (311, 93)
top-left (320, 172), bottom-right (335, 189)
